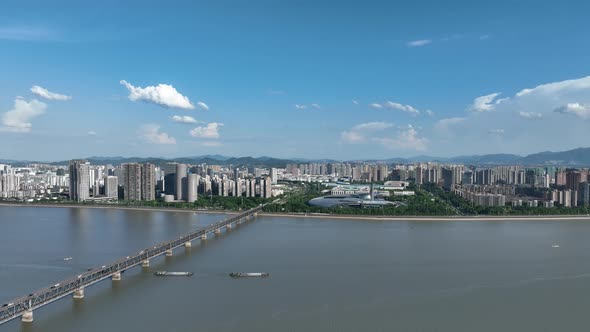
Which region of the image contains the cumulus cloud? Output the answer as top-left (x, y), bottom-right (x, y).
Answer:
top-left (294, 104), bottom-right (308, 110)
top-left (88, 130), bottom-right (97, 136)
top-left (341, 121), bottom-right (394, 143)
top-left (311, 103), bottom-right (321, 109)
top-left (425, 110), bottom-right (435, 116)
top-left (373, 125), bottom-right (428, 151)
top-left (0, 98), bottom-right (47, 133)
top-left (371, 101), bottom-right (420, 115)
top-left (189, 122), bottom-right (223, 139)
top-left (429, 75), bottom-right (590, 156)
top-left (196, 101), bottom-right (209, 111)
top-left (554, 103), bottom-right (590, 119)
top-left (516, 76), bottom-right (590, 97)
top-left (120, 80), bottom-right (194, 110)
top-left (468, 92), bottom-right (503, 112)
top-left (138, 124), bottom-right (176, 144)
top-left (30, 85), bottom-right (71, 101)
top-left (407, 39), bottom-right (432, 47)
top-left (518, 111), bottom-right (543, 120)
top-left (172, 115), bottom-right (198, 124)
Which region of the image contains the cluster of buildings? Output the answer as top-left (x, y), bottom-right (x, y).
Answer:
top-left (0, 161), bottom-right (281, 203)
top-left (283, 163), bottom-right (390, 183)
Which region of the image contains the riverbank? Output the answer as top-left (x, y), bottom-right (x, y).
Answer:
top-left (1, 202), bottom-right (590, 221)
top-left (0, 202), bottom-right (237, 215)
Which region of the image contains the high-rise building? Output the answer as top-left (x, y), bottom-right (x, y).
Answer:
top-left (262, 177), bottom-right (272, 198)
top-left (176, 163), bottom-right (188, 201)
top-left (122, 163), bottom-right (142, 201)
top-left (142, 163), bottom-right (156, 201)
top-left (270, 168), bottom-right (278, 184)
top-left (160, 163), bottom-right (177, 196)
top-left (69, 160), bottom-right (90, 202)
top-left (187, 174), bottom-right (199, 202)
top-left (105, 176), bottom-right (118, 198)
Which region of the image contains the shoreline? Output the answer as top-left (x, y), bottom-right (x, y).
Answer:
top-left (1, 202), bottom-right (589, 221)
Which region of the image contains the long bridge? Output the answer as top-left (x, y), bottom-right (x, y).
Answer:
top-left (0, 205), bottom-right (264, 325)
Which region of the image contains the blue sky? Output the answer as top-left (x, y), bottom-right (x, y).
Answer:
top-left (1, 0), bottom-right (590, 161)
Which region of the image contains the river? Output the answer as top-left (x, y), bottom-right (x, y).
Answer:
top-left (1, 206), bottom-right (590, 331)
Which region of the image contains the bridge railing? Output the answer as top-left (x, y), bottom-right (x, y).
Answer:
top-left (0, 205), bottom-right (263, 325)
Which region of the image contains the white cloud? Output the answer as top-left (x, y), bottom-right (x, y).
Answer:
top-left (352, 121), bottom-right (393, 131)
top-left (189, 122), bottom-right (223, 139)
top-left (120, 80), bottom-right (194, 110)
top-left (407, 39), bottom-right (432, 47)
top-left (294, 104), bottom-right (308, 110)
top-left (0, 98), bottom-right (47, 133)
top-left (30, 85), bottom-right (71, 101)
top-left (434, 117), bottom-right (466, 130)
top-left (384, 101), bottom-right (420, 115)
top-left (311, 103), bottom-right (321, 109)
top-left (428, 75), bottom-right (590, 156)
top-left (138, 124), bottom-right (176, 144)
top-left (340, 131), bottom-right (364, 143)
top-left (518, 111), bottom-right (543, 120)
top-left (373, 125), bottom-right (428, 151)
top-left (425, 109), bottom-right (435, 116)
top-left (371, 101), bottom-right (420, 115)
top-left (554, 103), bottom-right (590, 119)
top-left (341, 122), bottom-right (394, 144)
top-left (468, 92), bottom-right (502, 112)
top-left (88, 130), bottom-right (97, 136)
top-left (196, 101), bottom-right (209, 111)
top-left (487, 128), bottom-right (505, 135)
top-left (516, 76), bottom-right (590, 97)
top-left (172, 115), bottom-right (198, 124)
top-left (352, 100), bottom-right (359, 105)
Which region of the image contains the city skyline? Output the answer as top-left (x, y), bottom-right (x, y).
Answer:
top-left (2, 1), bottom-right (590, 160)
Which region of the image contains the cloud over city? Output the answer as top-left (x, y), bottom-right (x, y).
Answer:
top-left (120, 80), bottom-right (195, 110)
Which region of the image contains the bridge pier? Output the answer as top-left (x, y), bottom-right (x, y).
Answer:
top-left (201, 233), bottom-right (207, 240)
top-left (112, 272), bottom-right (121, 281)
top-left (184, 241), bottom-right (192, 248)
top-left (165, 249), bottom-right (173, 257)
top-left (73, 288), bottom-right (84, 299)
top-left (226, 223), bottom-right (232, 230)
top-left (21, 309), bottom-right (33, 323)
top-left (215, 228), bottom-right (221, 234)
top-left (142, 259), bottom-right (150, 267)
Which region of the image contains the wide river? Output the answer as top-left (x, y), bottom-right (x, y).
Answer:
top-left (2, 206), bottom-right (590, 331)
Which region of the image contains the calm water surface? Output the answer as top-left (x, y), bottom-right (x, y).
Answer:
top-left (2, 206), bottom-right (590, 331)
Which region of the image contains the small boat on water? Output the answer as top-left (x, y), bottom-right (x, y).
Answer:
top-left (63, 257), bottom-right (73, 261)
top-left (154, 271), bottom-right (193, 276)
top-left (229, 272), bottom-right (270, 278)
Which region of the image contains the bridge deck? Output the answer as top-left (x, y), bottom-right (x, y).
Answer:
top-left (0, 205), bottom-right (263, 325)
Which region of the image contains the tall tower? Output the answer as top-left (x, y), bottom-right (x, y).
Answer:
top-left (69, 160), bottom-right (90, 202)
top-left (142, 163), bottom-right (156, 201)
top-left (187, 173), bottom-right (199, 202)
top-left (122, 163), bottom-right (142, 201)
top-left (176, 163), bottom-right (188, 201)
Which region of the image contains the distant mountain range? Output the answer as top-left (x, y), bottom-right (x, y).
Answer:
top-left (4, 147), bottom-right (590, 167)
